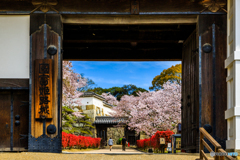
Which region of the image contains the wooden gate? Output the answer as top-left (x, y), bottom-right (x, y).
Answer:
top-left (182, 30), bottom-right (198, 152)
top-left (182, 15), bottom-right (227, 153)
top-left (0, 90), bottom-right (29, 151)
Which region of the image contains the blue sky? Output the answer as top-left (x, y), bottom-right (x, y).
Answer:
top-left (71, 61), bottom-right (181, 91)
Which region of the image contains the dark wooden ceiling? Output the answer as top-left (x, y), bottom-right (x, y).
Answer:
top-left (0, 0), bottom-right (226, 14)
top-left (63, 24), bottom-right (196, 61)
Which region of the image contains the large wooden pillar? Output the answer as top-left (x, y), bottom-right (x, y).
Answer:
top-left (198, 15), bottom-right (227, 150)
top-left (29, 14), bottom-right (62, 153)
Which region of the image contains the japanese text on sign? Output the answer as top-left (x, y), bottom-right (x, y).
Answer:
top-left (35, 59), bottom-right (52, 119)
top-left (160, 138), bottom-right (165, 144)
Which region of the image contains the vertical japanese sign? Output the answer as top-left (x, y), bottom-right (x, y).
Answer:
top-left (35, 59), bottom-right (52, 119)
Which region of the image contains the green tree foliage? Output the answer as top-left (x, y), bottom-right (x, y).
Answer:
top-left (78, 73), bottom-right (96, 92)
top-left (149, 64), bottom-right (182, 91)
top-left (62, 106), bottom-right (95, 136)
top-left (78, 113), bottom-right (95, 135)
top-left (86, 84), bottom-right (147, 100)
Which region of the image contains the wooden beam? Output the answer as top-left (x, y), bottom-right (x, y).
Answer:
top-left (63, 24), bottom-right (196, 43)
top-left (201, 150), bottom-right (214, 160)
top-left (62, 48), bottom-right (182, 61)
top-left (0, 0), bottom-right (226, 14)
top-left (62, 15), bottom-right (197, 25)
top-left (63, 31), bottom-right (192, 42)
top-left (63, 24), bottom-right (198, 32)
top-left (199, 128), bottom-right (222, 148)
top-left (0, 79), bottom-right (29, 88)
top-left (64, 39), bottom-right (180, 43)
top-left (202, 139), bottom-right (213, 153)
top-left (63, 42), bottom-right (182, 48)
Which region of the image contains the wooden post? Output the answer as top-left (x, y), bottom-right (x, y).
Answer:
top-left (214, 147), bottom-right (222, 160)
top-left (29, 14), bottom-right (62, 153)
top-left (197, 14), bottom-right (227, 152)
top-left (200, 131), bottom-right (204, 159)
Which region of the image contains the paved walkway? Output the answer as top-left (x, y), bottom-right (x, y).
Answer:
top-left (63, 146), bottom-right (143, 154)
top-left (0, 145), bottom-right (238, 160)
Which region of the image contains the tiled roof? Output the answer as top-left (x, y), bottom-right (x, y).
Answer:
top-left (93, 116), bottom-right (127, 125)
top-left (103, 101), bottom-right (114, 108)
top-left (80, 92), bottom-right (105, 101)
top-left (80, 92), bottom-right (116, 108)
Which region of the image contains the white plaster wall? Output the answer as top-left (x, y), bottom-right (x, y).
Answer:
top-left (92, 97), bottom-right (114, 115)
top-left (80, 97), bottom-right (94, 105)
top-left (101, 105), bottom-right (114, 115)
top-left (225, 0), bottom-right (240, 150)
top-left (0, 15), bottom-right (30, 78)
top-left (73, 97), bottom-right (114, 115)
top-left (93, 98), bottom-right (103, 107)
top-left (103, 106), bottom-right (115, 115)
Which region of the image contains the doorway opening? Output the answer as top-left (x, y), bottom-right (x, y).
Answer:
top-left (61, 23), bottom-right (196, 151)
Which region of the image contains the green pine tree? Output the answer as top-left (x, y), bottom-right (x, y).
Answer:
top-left (78, 113), bottom-right (95, 136)
top-left (62, 106), bottom-right (95, 136)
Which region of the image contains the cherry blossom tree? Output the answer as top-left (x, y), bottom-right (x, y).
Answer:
top-left (62, 61), bottom-right (96, 136)
top-left (101, 92), bottom-right (119, 106)
top-left (111, 81), bottom-right (181, 136)
top-left (62, 61), bottom-right (87, 117)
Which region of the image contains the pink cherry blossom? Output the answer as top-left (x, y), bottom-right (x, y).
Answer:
top-left (111, 81), bottom-right (181, 136)
top-left (62, 61), bottom-right (87, 117)
top-left (72, 111), bottom-right (84, 118)
top-left (101, 92), bottom-right (119, 106)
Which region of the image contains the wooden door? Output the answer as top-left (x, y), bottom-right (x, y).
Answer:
top-left (127, 136), bottom-right (136, 146)
top-left (0, 90), bottom-right (29, 151)
top-left (182, 30), bottom-right (198, 152)
top-left (0, 91), bottom-right (11, 151)
top-left (13, 90), bottom-right (29, 151)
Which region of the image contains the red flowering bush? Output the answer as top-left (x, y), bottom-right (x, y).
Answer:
top-left (62, 132), bottom-right (70, 148)
top-left (62, 132), bottom-right (101, 149)
top-left (137, 130), bottom-right (174, 153)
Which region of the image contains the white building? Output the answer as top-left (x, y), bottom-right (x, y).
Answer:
top-left (73, 92), bottom-right (115, 122)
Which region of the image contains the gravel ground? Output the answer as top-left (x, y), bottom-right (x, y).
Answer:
top-left (0, 152), bottom-right (238, 160)
top-left (0, 152), bottom-right (201, 160)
